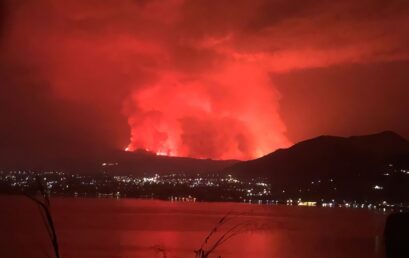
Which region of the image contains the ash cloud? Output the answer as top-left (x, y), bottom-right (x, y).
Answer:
top-left (1, 0), bottom-right (409, 162)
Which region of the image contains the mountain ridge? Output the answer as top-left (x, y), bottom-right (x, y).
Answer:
top-left (225, 130), bottom-right (409, 201)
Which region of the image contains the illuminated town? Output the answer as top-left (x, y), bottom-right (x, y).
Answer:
top-left (1, 164), bottom-right (408, 212)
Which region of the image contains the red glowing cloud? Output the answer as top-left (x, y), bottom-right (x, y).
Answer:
top-left (124, 63), bottom-right (290, 159)
top-left (2, 0), bottom-right (409, 160)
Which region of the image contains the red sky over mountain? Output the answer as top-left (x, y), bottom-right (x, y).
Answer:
top-left (1, 0), bottom-right (409, 161)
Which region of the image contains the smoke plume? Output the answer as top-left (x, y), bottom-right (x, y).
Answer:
top-left (1, 0), bottom-right (409, 160)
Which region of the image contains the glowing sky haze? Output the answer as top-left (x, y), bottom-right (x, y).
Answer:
top-left (1, 0), bottom-right (409, 162)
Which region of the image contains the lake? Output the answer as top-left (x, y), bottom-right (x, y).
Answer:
top-left (0, 196), bottom-right (386, 258)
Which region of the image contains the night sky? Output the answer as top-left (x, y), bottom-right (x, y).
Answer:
top-left (1, 0), bottom-right (409, 163)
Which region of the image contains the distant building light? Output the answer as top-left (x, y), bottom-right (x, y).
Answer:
top-left (299, 201), bottom-right (317, 207)
top-left (373, 185), bottom-right (383, 190)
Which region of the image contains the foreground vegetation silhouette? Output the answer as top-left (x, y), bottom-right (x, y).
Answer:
top-left (26, 176), bottom-right (60, 258)
top-left (194, 212), bottom-right (254, 258)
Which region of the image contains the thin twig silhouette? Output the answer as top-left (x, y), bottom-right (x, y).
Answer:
top-left (195, 212), bottom-right (254, 258)
top-left (25, 176), bottom-right (60, 258)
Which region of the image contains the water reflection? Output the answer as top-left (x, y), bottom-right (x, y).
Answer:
top-left (0, 196), bottom-right (386, 258)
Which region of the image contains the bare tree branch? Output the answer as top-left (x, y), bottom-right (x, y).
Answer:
top-left (195, 212), bottom-right (255, 258)
top-left (25, 176), bottom-right (60, 258)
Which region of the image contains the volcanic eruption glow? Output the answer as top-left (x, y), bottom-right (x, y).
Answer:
top-left (124, 64), bottom-right (291, 160)
top-left (3, 0), bottom-right (409, 161)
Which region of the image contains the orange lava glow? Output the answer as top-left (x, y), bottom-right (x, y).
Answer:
top-left (4, 0), bottom-right (409, 161)
top-left (124, 67), bottom-right (291, 160)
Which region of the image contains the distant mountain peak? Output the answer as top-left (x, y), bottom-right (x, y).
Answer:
top-left (227, 130), bottom-right (409, 180)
